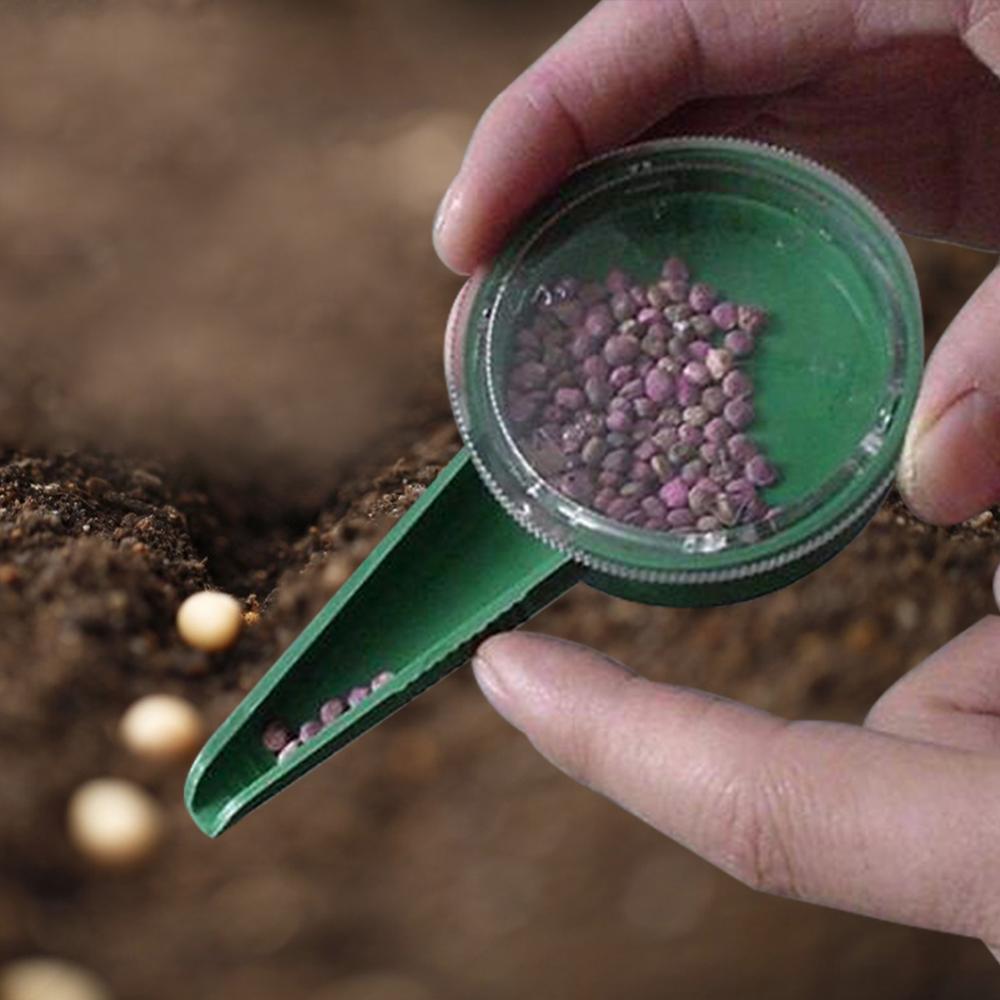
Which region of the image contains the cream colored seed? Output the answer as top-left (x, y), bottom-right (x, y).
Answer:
top-left (119, 694), bottom-right (204, 764)
top-left (176, 590), bottom-right (242, 652)
top-left (67, 779), bottom-right (163, 869)
top-left (0, 958), bottom-right (111, 1000)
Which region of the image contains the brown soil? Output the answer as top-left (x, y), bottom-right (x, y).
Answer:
top-left (2, 3), bottom-right (1000, 999)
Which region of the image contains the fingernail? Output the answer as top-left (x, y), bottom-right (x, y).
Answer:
top-left (433, 181), bottom-right (458, 239)
top-left (900, 387), bottom-right (1000, 523)
top-left (471, 647), bottom-right (519, 727)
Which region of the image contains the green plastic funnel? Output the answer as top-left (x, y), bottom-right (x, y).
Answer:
top-left (186, 138), bottom-right (922, 836)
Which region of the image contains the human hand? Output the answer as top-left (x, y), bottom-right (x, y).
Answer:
top-left (436, 0), bottom-right (1000, 950)
top-left (434, 0), bottom-right (1000, 524)
top-left (472, 620), bottom-right (1000, 952)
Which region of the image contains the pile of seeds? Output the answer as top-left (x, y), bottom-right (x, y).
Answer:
top-left (506, 256), bottom-right (780, 532)
top-left (262, 670), bottom-right (394, 763)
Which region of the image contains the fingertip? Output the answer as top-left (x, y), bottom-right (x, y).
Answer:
top-left (472, 632), bottom-right (632, 733)
top-left (898, 388), bottom-right (1000, 524)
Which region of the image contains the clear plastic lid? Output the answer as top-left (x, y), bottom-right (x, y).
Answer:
top-left (446, 139), bottom-right (923, 587)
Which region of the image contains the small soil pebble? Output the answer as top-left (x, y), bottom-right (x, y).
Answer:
top-left (67, 778), bottom-right (164, 869)
top-left (119, 693), bottom-right (205, 764)
top-left (0, 958), bottom-right (111, 1000)
top-left (176, 591), bottom-right (243, 652)
top-left (506, 256), bottom-right (780, 533)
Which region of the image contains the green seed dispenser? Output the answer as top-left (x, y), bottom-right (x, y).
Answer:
top-left (186, 138), bottom-right (923, 836)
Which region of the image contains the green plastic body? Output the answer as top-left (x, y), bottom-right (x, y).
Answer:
top-left (185, 450), bottom-right (578, 836)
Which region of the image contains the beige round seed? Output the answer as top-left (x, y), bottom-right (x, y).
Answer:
top-left (119, 694), bottom-right (204, 764)
top-left (0, 958), bottom-right (111, 1000)
top-left (67, 779), bottom-right (163, 869)
top-left (176, 590), bottom-right (242, 652)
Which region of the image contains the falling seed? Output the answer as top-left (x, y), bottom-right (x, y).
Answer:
top-left (67, 779), bottom-right (163, 869)
top-left (299, 720), bottom-right (323, 743)
top-left (119, 693), bottom-right (204, 765)
top-left (176, 591), bottom-right (243, 652)
top-left (277, 740), bottom-right (301, 764)
top-left (0, 958), bottom-right (111, 1000)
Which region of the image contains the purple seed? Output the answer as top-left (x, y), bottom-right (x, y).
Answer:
top-left (650, 454), bottom-right (673, 482)
top-left (660, 477), bottom-right (689, 509)
top-left (681, 459), bottom-right (707, 485)
top-left (652, 427), bottom-right (677, 450)
top-left (664, 302), bottom-right (693, 323)
top-left (722, 369), bottom-right (753, 399)
top-left (569, 332), bottom-right (595, 361)
top-left (611, 291), bottom-right (637, 322)
top-left (641, 325), bottom-right (669, 358)
top-left (299, 719), bottom-right (323, 743)
top-left (609, 365), bottom-right (636, 390)
top-left (710, 301), bottom-right (738, 330)
top-left (604, 334), bottom-right (641, 366)
top-left (723, 398), bottom-right (755, 431)
top-left (277, 740), bottom-right (301, 764)
top-left (682, 405), bottom-right (709, 428)
top-left (667, 508), bottom-right (696, 528)
top-left (606, 497), bottom-right (638, 521)
top-left (619, 378), bottom-right (645, 400)
top-left (346, 686), bottom-right (369, 710)
top-left (602, 448), bottom-right (631, 473)
top-left (647, 285), bottom-right (669, 309)
top-left (582, 354), bottom-right (609, 380)
top-left (631, 418), bottom-right (654, 440)
top-left (634, 439), bottom-right (658, 461)
top-left (745, 455), bottom-right (778, 487)
top-left (676, 376), bottom-right (700, 407)
top-left (727, 434), bottom-right (758, 463)
top-left (585, 375), bottom-right (611, 408)
top-left (585, 306), bottom-right (614, 338)
top-left (687, 340), bottom-right (711, 362)
top-left (593, 488), bottom-right (616, 513)
top-left (689, 314), bottom-right (716, 338)
top-left (678, 423), bottom-right (703, 448)
top-left (699, 441), bottom-right (722, 464)
top-left (636, 306), bottom-right (660, 327)
top-left (724, 328), bottom-right (755, 358)
top-left (641, 495), bottom-right (667, 520)
top-left (634, 396), bottom-right (658, 418)
top-left (606, 409), bottom-right (634, 434)
top-left (320, 698), bottom-right (345, 725)
top-left (688, 479), bottom-right (719, 516)
top-left (559, 469), bottom-right (595, 502)
top-left (581, 436), bottom-right (607, 466)
top-left (696, 515), bottom-right (721, 531)
top-left (704, 416), bottom-right (731, 444)
top-left (705, 348), bottom-right (733, 381)
top-left (737, 304), bottom-right (768, 334)
top-left (688, 282), bottom-right (717, 313)
top-left (262, 722), bottom-right (291, 753)
top-left (644, 368), bottom-right (674, 404)
top-left (701, 386), bottom-right (726, 416)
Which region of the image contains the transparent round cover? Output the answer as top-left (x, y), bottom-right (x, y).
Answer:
top-left (446, 139), bottom-right (923, 586)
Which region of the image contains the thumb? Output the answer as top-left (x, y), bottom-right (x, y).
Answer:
top-left (900, 264), bottom-right (1000, 524)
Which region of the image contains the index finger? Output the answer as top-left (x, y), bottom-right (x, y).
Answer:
top-left (433, 0), bottom-right (958, 274)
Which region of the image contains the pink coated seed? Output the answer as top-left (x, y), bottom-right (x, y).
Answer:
top-left (369, 670), bottom-right (394, 691)
top-left (262, 722), bottom-right (291, 753)
top-left (603, 334), bottom-right (641, 366)
top-left (660, 477), bottom-right (689, 509)
top-left (554, 387), bottom-right (585, 411)
top-left (710, 301), bottom-right (737, 330)
top-left (609, 365), bottom-right (635, 390)
top-left (585, 306), bottom-right (614, 338)
top-left (705, 348), bottom-right (733, 381)
top-left (745, 455), bottom-right (778, 487)
top-left (737, 304), bottom-right (768, 334)
top-left (299, 719), bottom-right (323, 743)
top-left (277, 740), bottom-right (300, 764)
top-left (606, 409), bottom-right (633, 434)
top-left (688, 283), bottom-right (717, 313)
top-left (722, 370), bottom-right (753, 399)
top-left (675, 376), bottom-right (700, 407)
top-left (701, 386), bottom-right (726, 416)
top-left (346, 686), bottom-right (369, 710)
top-left (319, 698), bottom-right (345, 725)
top-left (644, 368), bottom-right (674, 403)
top-left (667, 508), bottom-right (696, 528)
top-left (724, 329), bottom-right (754, 357)
top-left (582, 355), bottom-right (609, 379)
top-left (682, 360), bottom-right (710, 387)
top-left (727, 434), bottom-right (758, 463)
top-left (704, 416), bottom-right (731, 443)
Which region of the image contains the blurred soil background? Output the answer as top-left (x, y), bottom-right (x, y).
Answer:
top-left (1, 1), bottom-right (999, 998)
